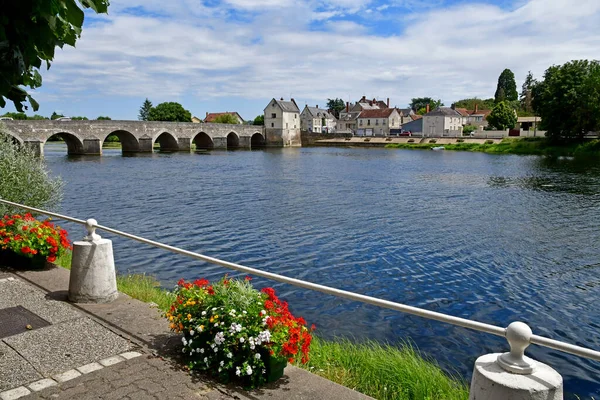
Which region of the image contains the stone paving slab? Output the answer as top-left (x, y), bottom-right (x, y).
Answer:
top-left (4, 317), bottom-right (133, 376)
top-left (0, 342), bottom-right (42, 391)
top-left (0, 279), bottom-right (81, 324)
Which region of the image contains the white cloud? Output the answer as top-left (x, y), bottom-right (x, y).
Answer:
top-left (36, 0), bottom-right (600, 117)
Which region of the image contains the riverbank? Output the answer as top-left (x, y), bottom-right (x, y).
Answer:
top-left (50, 255), bottom-right (469, 400)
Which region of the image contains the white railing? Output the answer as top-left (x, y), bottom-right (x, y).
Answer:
top-left (1, 198), bottom-right (599, 370)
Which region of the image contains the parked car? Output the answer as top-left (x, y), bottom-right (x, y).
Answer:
top-left (0, 117), bottom-right (13, 121)
top-left (399, 131), bottom-right (412, 136)
top-left (55, 117), bottom-right (71, 121)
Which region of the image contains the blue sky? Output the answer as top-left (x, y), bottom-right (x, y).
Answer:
top-left (7, 0), bottom-right (600, 120)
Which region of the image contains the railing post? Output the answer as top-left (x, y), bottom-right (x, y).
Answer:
top-left (469, 322), bottom-right (563, 400)
top-left (68, 219), bottom-right (118, 303)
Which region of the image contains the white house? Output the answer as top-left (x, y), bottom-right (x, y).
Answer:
top-left (300, 105), bottom-right (337, 133)
top-left (264, 98), bottom-right (301, 147)
top-left (356, 108), bottom-right (402, 137)
top-left (422, 107), bottom-right (464, 136)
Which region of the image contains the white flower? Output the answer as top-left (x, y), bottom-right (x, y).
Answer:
top-left (214, 323), bottom-right (219, 327)
top-left (197, 325), bottom-right (204, 332)
top-left (204, 357), bottom-right (208, 363)
top-left (214, 332), bottom-right (225, 345)
top-left (214, 348), bottom-right (218, 352)
top-left (212, 307), bottom-right (217, 311)
top-left (260, 310), bottom-right (266, 316)
top-left (235, 367), bottom-right (241, 376)
top-left (189, 352), bottom-right (193, 356)
top-left (240, 337), bottom-right (245, 343)
top-left (242, 310), bottom-right (247, 314)
top-left (227, 352), bottom-right (233, 358)
top-left (221, 322), bottom-right (224, 326)
top-left (257, 330), bottom-right (271, 344)
top-left (182, 337), bottom-right (187, 345)
top-left (220, 361), bottom-right (224, 367)
top-left (218, 367), bottom-right (222, 372)
top-left (188, 339), bottom-right (193, 345)
top-left (202, 311), bottom-right (207, 316)
top-left (246, 366), bottom-right (252, 375)
top-left (200, 348), bottom-right (205, 354)
top-left (189, 330), bottom-right (195, 336)
top-left (229, 323), bottom-right (242, 334)
top-left (262, 369), bottom-right (266, 374)
top-left (181, 348), bottom-right (186, 353)
top-left (255, 353), bottom-right (261, 360)
top-left (250, 345), bottom-right (255, 350)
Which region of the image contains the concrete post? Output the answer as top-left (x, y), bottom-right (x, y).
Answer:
top-left (68, 219), bottom-right (118, 303)
top-left (82, 139), bottom-right (102, 155)
top-left (213, 137), bottom-right (227, 149)
top-left (177, 137), bottom-right (192, 152)
top-left (138, 136), bottom-right (153, 152)
top-left (469, 322), bottom-right (563, 400)
top-left (23, 141), bottom-right (43, 157)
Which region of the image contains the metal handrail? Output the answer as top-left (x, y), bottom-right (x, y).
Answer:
top-left (1, 198), bottom-right (600, 365)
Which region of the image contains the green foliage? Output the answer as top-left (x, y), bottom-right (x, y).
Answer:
top-left (138, 98), bottom-right (153, 121)
top-left (453, 98), bottom-right (495, 110)
top-left (487, 101), bottom-right (517, 130)
top-left (0, 0), bottom-right (109, 112)
top-left (253, 115), bottom-right (264, 126)
top-left (96, 116), bottom-right (111, 120)
top-left (147, 102), bottom-right (191, 122)
top-left (29, 114), bottom-right (48, 120)
top-left (462, 125), bottom-right (477, 135)
top-left (301, 337), bottom-right (469, 400)
top-left (50, 112), bottom-right (64, 120)
top-left (70, 116), bottom-right (88, 120)
top-left (494, 69), bottom-right (518, 103)
top-left (1, 112), bottom-right (27, 120)
top-left (105, 134), bottom-right (120, 142)
top-left (411, 97), bottom-right (443, 113)
top-left (533, 59), bottom-right (600, 141)
top-left (117, 274), bottom-right (175, 311)
top-left (0, 130), bottom-right (64, 215)
top-left (520, 71), bottom-right (536, 114)
top-left (213, 114), bottom-right (239, 124)
top-left (326, 98), bottom-right (345, 118)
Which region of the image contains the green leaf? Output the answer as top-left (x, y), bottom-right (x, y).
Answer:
top-left (27, 95), bottom-right (40, 112)
top-left (64, 0), bottom-right (85, 29)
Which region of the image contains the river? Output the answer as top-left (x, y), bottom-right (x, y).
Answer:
top-left (44, 143), bottom-right (600, 398)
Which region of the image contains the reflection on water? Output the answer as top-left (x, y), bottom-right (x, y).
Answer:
top-left (44, 144), bottom-right (600, 398)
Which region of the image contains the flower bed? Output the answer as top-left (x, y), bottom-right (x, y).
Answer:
top-left (0, 213), bottom-right (71, 265)
top-left (165, 276), bottom-right (313, 388)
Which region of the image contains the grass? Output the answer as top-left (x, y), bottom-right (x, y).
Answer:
top-left (53, 251), bottom-right (469, 400)
top-left (386, 137), bottom-right (600, 157)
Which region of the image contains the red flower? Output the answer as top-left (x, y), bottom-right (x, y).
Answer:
top-left (245, 275), bottom-right (252, 281)
top-left (264, 300), bottom-right (274, 310)
top-left (261, 287), bottom-right (277, 301)
top-left (177, 279), bottom-right (185, 286)
top-left (207, 286), bottom-right (215, 295)
top-left (21, 246), bottom-right (31, 254)
top-left (47, 254), bottom-right (56, 263)
top-left (193, 279), bottom-right (209, 287)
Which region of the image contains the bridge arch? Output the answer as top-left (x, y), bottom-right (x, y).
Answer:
top-left (44, 132), bottom-right (85, 155)
top-left (154, 132), bottom-right (179, 152)
top-left (193, 132), bottom-right (213, 150)
top-left (102, 130), bottom-right (139, 153)
top-left (250, 132), bottom-right (265, 149)
top-left (227, 132), bottom-right (239, 149)
top-left (0, 129), bottom-right (24, 145)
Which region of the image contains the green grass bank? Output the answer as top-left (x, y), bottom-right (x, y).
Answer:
top-left (54, 254), bottom-right (469, 400)
top-left (386, 137), bottom-right (600, 157)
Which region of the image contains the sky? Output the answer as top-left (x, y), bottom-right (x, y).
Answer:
top-left (7, 0), bottom-right (600, 120)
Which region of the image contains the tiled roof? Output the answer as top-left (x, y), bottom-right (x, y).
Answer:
top-left (424, 107), bottom-right (463, 117)
top-left (455, 108), bottom-right (470, 117)
top-left (357, 108), bottom-right (397, 118)
top-left (272, 99), bottom-right (300, 112)
top-left (411, 114), bottom-right (423, 120)
top-left (397, 108), bottom-right (413, 117)
top-left (204, 112), bottom-right (244, 123)
top-left (304, 106), bottom-right (335, 119)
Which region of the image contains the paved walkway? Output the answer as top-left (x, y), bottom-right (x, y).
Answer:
top-left (0, 266), bottom-right (371, 400)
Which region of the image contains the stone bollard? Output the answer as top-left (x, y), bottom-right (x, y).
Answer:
top-left (469, 322), bottom-right (563, 400)
top-left (68, 219), bottom-right (118, 303)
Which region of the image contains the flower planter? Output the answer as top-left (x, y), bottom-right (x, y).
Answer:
top-left (0, 249), bottom-right (47, 269)
top-left (265, 354), bottom-right (287, 383)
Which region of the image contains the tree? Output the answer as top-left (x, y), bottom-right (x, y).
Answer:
top-left (520, 71), bottom-right (536, 114)
top-left (453, 98), bottom-right (495, 110)
top-left (494, 69), bottom-right (518, 103)
top-left (326, 98), bottom-right (345, 118)
top-left (0, 0), bottom-right (109, 112)
top-left (147, 102), bottom-right (191, 122)
top-left (96, 116), bottom-right (111, 120)
top-left (71, 116), bottom-right (88, 120)
top-left (50, 112), bottom-right (64, 120)
top-left (29, 115), bottom-right (48, 120)
top-left (487, 101), bottom-right (517, 130)
top-left (0, 128), bottom-right (64, 215)
top-left (533, 60), bottom-right (600, 141)
top-left (253, 115), bottom-right (264, 126)
top-left (410, 97), bottom-right (443, 113)
top-left (1, 112), bottom-right (28, 120)
top-left (213, 114), bottom-right (239, 124)
top-left (138, 98), bottom-right (153, 121)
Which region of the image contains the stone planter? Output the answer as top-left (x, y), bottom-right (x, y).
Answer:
top-left (0, 249), bottom-right (47, 269)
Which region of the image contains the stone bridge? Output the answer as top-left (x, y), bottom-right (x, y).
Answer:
top-left (1, 120), bottom-right (273, 156)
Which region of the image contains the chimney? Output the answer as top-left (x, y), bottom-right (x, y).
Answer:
top-left (280, 97), bottom-right (284, 101)
top-left (361, 95), bottom-right (366, 102)
top-left (451, 103), bottom-right (455, 110)
top-left (372, 98), bottom-right (376, 103)
top-left (387, 98), bottom-right (390, 108)
top-left (426, 104), bottom-right (430, 113)
top-left (205, 112), bottom-right (208, 117)
top-left (475, 103), bottom-right (478, 113)
top-left (346, 102), bottom-right (349, 112)
top-left (316, 105), bottom-right (319, 109)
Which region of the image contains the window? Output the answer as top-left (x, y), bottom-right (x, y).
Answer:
top-left (286, 123), bottom-right (288, 128)
top-left (295, 114), bottom-right (297, 118)
top-left (271, 122), bottom-right (274, 127)
top-left (359, 120), bottom-right (363, 126)
top-left (375, 120), bottom-right (379, 126)
top-left (271, 113), bottom-right (276, 118)
top-left (367, 119), bottom-right (371, 126)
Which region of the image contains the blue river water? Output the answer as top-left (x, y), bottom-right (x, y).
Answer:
top-left (44, 144), bottom-right (600, 398)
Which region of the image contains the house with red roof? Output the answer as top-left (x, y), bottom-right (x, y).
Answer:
top-left (203, 112), bottom-right (245, 124)
top-left (356, 108), bottom-right (401, 137)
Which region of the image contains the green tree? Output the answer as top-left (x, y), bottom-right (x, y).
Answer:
top-left (253, 115), bottom-right (264, 126)
top-left (487, 101), bottom-right (517, 130)
top-left (50, 112), bottom-right (64, 120)
top-left (96, 116), bottom-right (111, 120)
top-left (0, 0), bottom-right (109, 113)
top-left (1, 112), bottom-right (28, 120)
top-left (453, 98), bottom-right (495, 110)
top-left (326, 98), bottom-right (345, 118)
top-left (0, 128), bottom-right (64, 215)
top-left (533, 60), bottom-right (600, 141)
top-left (29, 115), bottom-right (48, 120)
top-left (71, 116), bottom-right (88, 120)
top-left (520, 71), bottom-right (536, 114)
top-left (494, 69), bottom-right (518, 103)
top-left (213, 114), bottom-right (239, 124)
top-left (147, 102), bottom-right (191, 122)
top-left (410, 97), bottom-right (443, 113)
top-left (138, 98), bottom-right (153, 121)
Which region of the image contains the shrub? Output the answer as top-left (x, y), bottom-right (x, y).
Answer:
top-left (457, 138), bottom-right (464, 143)
top-left (0, 130), bottom-right (63, 215)
top-left (429, 139), bottom-right (437, 143)
top-left (485, 140), bottom-right (494, 144)
top-left (364, 138), bottom-right (371, 142)
top-left (408, 139), bottom-right (415, 143)
top-left (0, 213), bottom-right (71, 263)
top-left (165, 276), bottom-right (313, 388)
